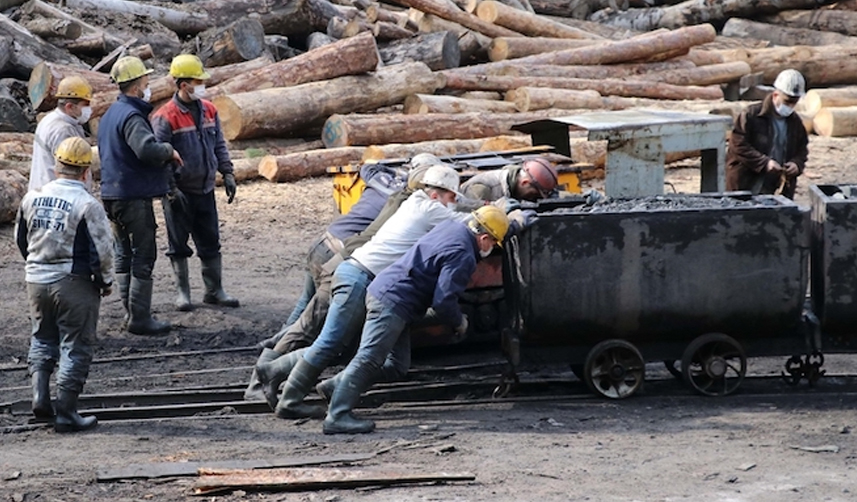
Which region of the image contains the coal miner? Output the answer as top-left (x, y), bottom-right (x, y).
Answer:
top-left (15, 137), bottom-right (114, 433)
top-left (461, 157), bottom-right (560, 204)
top-left (726, 69), bottom-right (809, 199)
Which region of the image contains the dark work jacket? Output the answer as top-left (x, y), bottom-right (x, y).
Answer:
top-left (726, 94), bottom-right (809, 199)
top-left (98, 95), bottom-right (173, 200)
top-left (327, 163), bottom-right (405, 241)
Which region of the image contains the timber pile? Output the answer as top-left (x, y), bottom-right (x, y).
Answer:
top-left (1, 0), bottom-right (857, 195)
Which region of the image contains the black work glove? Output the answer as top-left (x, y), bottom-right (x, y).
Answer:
top-left (223, 173), bottom-right (237, 204)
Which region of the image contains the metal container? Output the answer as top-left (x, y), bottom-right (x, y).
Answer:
top-left (506, 194), bottom-right (810, 348)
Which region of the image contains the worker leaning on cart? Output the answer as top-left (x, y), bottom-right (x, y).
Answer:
top-left (726, 69), bottom-right (809, 200)
top-left (460, 156), bottom-right (560, 204)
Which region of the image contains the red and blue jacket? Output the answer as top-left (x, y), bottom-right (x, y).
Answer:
top-left (151, 95), bottom-right (233, 195)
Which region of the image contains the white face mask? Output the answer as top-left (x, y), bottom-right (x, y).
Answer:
top-left (142, 86), bottom-right (152, 102)
top-left (479, 248), bottom-right (493, 258)
top-left (77, 106), bottom-right (92, 124)
top-left (775, 101), bottom-right (794, 117)
top-left (190, 84), bottom-right (206, 100)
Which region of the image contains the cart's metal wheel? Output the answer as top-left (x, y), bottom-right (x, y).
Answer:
top-left (681, 333), bottom-right (746, 397)
top-left (664, 360), bottom-right (682, 380)
top-left (583, 340), bottom-right (645, 399)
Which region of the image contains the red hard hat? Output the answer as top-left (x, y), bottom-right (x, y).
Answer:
top-left (522, 158), bottom-right (558, 196)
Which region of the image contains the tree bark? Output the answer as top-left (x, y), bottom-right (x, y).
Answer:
top-left (27, 62), bottom-right (115, 113)
top-left (527, 0), bottom-right (592, 18)
top-left (307, 31), bottom-right (337, 49)
top-left (813, 106), bottom-right (857, 137)
top-left (803, 87), bottom-right (857, 116)
top-left (509, 87), bottom-right (602, 112)
top-left (542, 13), bottom-right (637, 40)
top-left (206, 55), bottom-right (276, 87)
top-left (226, 137), bottom-right (325, 156)
top-left (90, 76), bottom-right (176, 120)
top-left (459, 90), bottom-right (502, 100)
top-left (258, 147), bottom-right (366, 182)
top-left (20, 18), bottom-right (82, 40)
top-left (475, 0), bottom-right (602, 39)
top-left (444, 73), bottom-right (724, 100)
top-left (0, 36), bottom-right (10, 75)
top-left (722, 18), bottom-right (857, 47)
top-left (367, 3), bottom-right (418, 30)
top-left (64, 0), bottom-right (210, 36)
top-left (214, 61), bottom-right (444, 140)
top-left (590, 0), bottom-right (835, 32)
top-left (493, 60), bottom-right (694, 78)
top-left (0, 14), bottom-right (85, 78)
top-left (488, 37), bottom-right (600, 61)
top-left (711, 44), bottom-right (857, 86)
top-left (0, 169), bottom-right (27, 224)
top-left (404, 93), bottom-right (517, 113)
top-left (362, 134), bottom-right (532, 160)
top-left (388, 0), bottom-right (523, 38)
top-left (210, 32), bottom-right (379, 98)
top-left (640, 61), bottom-right (752, 86)
top-left (414, 12), bottom-right (492, 49)
top-left (758, 9), bottom-right (857, 37)
top-left (378, 31), bottom-right (460, 70)
top-left (21, 0), bottom-right (126, 53)
top-left (197, 18), bottom-right (267, 67)
top-left (0, 85), bottom-right (29, 133)
top-left (372, 21), bottom-right (416, 40)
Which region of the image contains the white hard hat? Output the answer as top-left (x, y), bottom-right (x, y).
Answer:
top-left (421, 164), bottom-right (460, 194)
top-left (773, 69), bottom-right (806, 98)
top-left (410, 153), bottom-right (442, 169)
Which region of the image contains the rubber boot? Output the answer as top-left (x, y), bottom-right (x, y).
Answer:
top-left (256, 349), bottom-right (302, 410)
top-left (201, 256), bottom-right (239, 307)
top-left (170, 257), bottom-right (193, 312)
top-left (54, 388), bottom-right (97, 433)
top-left (275, 358), bottom-right (326, 419)
top-left (117, 272), bottom-right (131, 327)
top-left (127, 277), bottom-right (171, 335)
top-left (322, 366), bottom-right (377, 435)
top-left (316, 372), bottom-right (343, 403)
top-left (31, 371), bottom-right (54, 421)
top-left (243, 349), bottom-right (279, 401)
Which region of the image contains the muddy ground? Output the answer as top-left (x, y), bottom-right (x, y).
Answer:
top-left (2, 136), bottom-right (857, 501)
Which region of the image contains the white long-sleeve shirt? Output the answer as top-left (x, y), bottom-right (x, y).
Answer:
top-left (350, 189), bottom-right (470, 276)
top-left (29, 109), bottom-right (92, 192)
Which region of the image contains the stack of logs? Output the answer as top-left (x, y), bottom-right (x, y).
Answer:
top-left (3, 0), bottom-right (857, 219)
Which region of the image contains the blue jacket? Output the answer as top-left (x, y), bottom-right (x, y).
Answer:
top-left (368, 219), bottom-right (478, 325)
top-left (151, 95), bottom-right (233, 195)
top-left (327, 163), bottom-right (407, 240)
top-left (98, 95), bottom-right (173, 200)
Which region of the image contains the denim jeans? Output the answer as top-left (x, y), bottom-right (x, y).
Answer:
top-left (103, 198), bottom-right (158, 279)
top-left (284, 235), bottom-right (336, 327)
top-left (347, 294), bottom-right (409, 374)
top-left (302, 260), bottom-right (371, 369)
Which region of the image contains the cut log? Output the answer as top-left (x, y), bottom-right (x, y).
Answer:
top-left (21, 0), bottom-right (126, 53)
top-left (590, 0), bottom-right (830, 32)
top-left (28, 62), bottom-right (115, 113)
top-left (509, 87), bottom-right (602, 112)
top-left (307, 31), bottom-right (337, 49)
top-left (0, 36), bottom-right (11, 75)
top-left (323, 110), bottom-right (586, 147)
top-left (327, 16), bottom-right (372, 38)
top-left (758, 9), bottom-right (857, 37)
top-left (475, 0), bottom-right (602, 39)
top-left (129, 44), bottom-right (154, 61)
top-left (0, 14), bottom-right (85, 78)
top-left (224, 157), bottom-right (262, 184)
top-left (215, 62), bottom-right (444, 140)
top-left (443, 73), bottom-right (724, 100)
top-left (415, 12), bottom-right (492, 49)
top-left (568, 137), bottom-right (699, 171)
top-left (0, 169), bottom-right (27, 224)
top-left (197, 18), bottom-right (267, 67)
top-left (494, 60), bottom-right (695, 79)
top-left (488, 37), bottom-right (599, 61)
top-left (0, 85), bottom-right (29, 133)
top-left (367, 3), bottom-right (418, 30)
top-left (459, 91), bottom-right (502, 100)
top-left (641, 61), bottom-right (752, 86)
top-left (90, 76), bottom-right (177, 120)
top-left (372, 21), bottom-right (416, 40)
top-left (207, 55), bottom-right (276, 87)
top-left (541, 13), bottom-right (637, 40)
top-left (226, 138), bottom-right (325, 157)
top-left (266, 35), bottom-right (302, 61)
top-left (378, 31), bottom-right (460, 70)
top-left (20, 18), bottom-right (82, 40)
top-left (362, 134), bottom-right (532, 160)
top-left (803, 87), bottom-right (857, 116)
top-left (527, 0), bottom-right (592, 18)
top-left (404, 93), bottom-right (517, 113)
top-left (64, 0), bottom-right (209, 36)
top-left (722, 18), bottom-right (857, 47)
top-left (211, 32), bottom-right (379, 97)
top-left (813, 106), bottom-right (857, 137)
top-left (257, 147), bottom-right (366, 182)
top-left (711, 44), bottom-right (857, 86)
top-left (388, 0), bottom-right (523, 38)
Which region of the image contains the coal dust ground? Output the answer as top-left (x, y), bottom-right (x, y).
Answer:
top-left (1, 135), bottom-right (857, 501)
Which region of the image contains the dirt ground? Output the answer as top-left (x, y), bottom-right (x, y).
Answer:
top-left (2, 135), bottom-right (857, 501)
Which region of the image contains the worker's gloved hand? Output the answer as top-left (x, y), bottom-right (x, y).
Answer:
top-left (223, 173), bottom-right (237, 204)
top-left (784, 162), bottom-right (800, 178)
top-left (766, 159), bottom-right (782, 173)
top-left (507, 209), bottom-right (538, 236)
top-left (583, 189), bottom-right (603, 206)
top-left (455, 315), bottom-right (469, 336)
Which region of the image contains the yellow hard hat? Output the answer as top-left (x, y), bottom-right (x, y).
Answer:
top-left (471, 205), bottom-right (510, 247)
top-left (169, 54), bottom-right (211, 80)
top-left (110, 56), bottom-right (153, 84)
top-left (54, 137), bottom-right (92, 167)
top-left (55, 76), bottom-right (92, 101)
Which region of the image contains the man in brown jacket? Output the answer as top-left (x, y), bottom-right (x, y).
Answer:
top-left (726, 69), bottom-right (808, 200)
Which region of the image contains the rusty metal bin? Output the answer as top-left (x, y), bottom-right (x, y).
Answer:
top-left (506, 194), bottom-right (810, 350)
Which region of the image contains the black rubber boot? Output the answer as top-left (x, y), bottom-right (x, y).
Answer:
top-left (170, 257), bottom-right (193, 312)
top-left (117, 273), bottom-right (131, 327)
top-left (322, 366), bottom-right (377, 435)
top-left (31, 371), bottom-right (54, 420)
top-left (54, 388), bottom-right (97, 433)
top-left (201, 256), bottom-right (239, 307)
top-left (127, 277), bottom-right (171, 335)
top-left (243, 349), bottom-right (279, 401)
top-left (256, 349), bottom-right (302, 410)
top-left (316, 372), bottom-right (343, 403)
top-left (275, 358), bottom-right (326, 419)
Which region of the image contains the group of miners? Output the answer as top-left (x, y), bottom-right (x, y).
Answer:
top-left (14, 51), bottom-right (809, 435)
